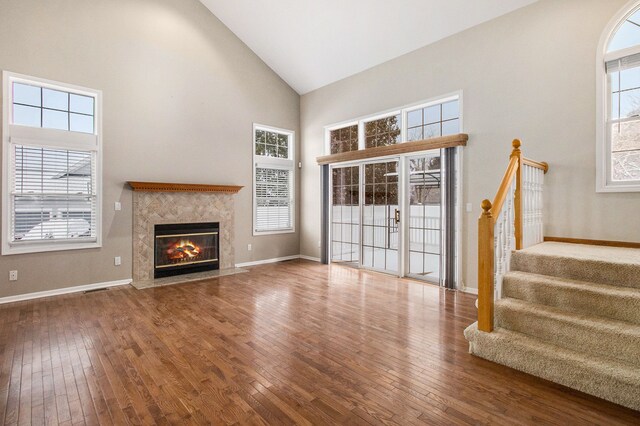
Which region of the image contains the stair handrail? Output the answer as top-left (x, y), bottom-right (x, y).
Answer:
top-left (477, 140), bottom-right (548, 332)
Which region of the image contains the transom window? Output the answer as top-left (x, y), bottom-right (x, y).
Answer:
top-left (326, 95), bottom-right (461, 155)
top-left (599, 4), bottom-right (640, 191)
top-left (329, 124), bottom-right (358, 154)
top-left (255, 128), bottom-right (289, 159)
top-left (253, 124), bottom-right (295, 234)
top-left (12, 82), bottom-right (95, 133)
top-left (2, 72), bottom-right (102, 254)
top-left (407, 99), bottom-right (460, 141)
top-left (364, 114), bottom-right (401, 148)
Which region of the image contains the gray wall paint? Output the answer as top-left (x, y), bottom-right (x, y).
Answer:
top-left (0, 0), bottom-right (300, 297)
top-left (300, 0), bottom-right (640, 291)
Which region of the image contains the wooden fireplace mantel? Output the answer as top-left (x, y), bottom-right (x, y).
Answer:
top-left (127, 181), bottom-right (243, 194)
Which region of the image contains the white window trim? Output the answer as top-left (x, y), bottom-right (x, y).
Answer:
top-left (323, 90), bottom-right (463, 156)
top-left (252, 123), bottom-right (295, 236)
top-left (2, 71), bottom-right (103, 255)
top-left (324, 92), bottom-right (464, 285)
top-left (596, 0), bottom-right (640, 192)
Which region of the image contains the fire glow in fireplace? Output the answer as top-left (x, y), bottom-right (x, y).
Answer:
top-left (154, 222), bottom-right (219, 278)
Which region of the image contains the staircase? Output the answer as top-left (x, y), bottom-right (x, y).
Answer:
top-left (465, 242), bottom-right (640, 411)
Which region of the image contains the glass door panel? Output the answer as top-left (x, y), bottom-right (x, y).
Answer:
top-left (330, 166), bottom-right (360, 265)
top-left (407, 153), bottom-right (442, 283)
top-left (327, 149), bottom-right (457, 287)
top-left (361, 160), bottom-right (399, 273)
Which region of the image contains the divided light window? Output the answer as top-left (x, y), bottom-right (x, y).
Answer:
top-left (364, 114), bottom-right (401, 148)
top-left (253, 125), bottom-right (295, 234)
top-left (406, 99), bottom-right (460, 141)
top-left (600, 5), bottom-right (640, 190)
top-left (330, 124), bottom-right (358, 154)
top-left (607, 55), bottom-right (640, 182)
top-left (12, 82), bottom-right (95, 133)
top-left (325, 95), bottom-right (461, 155)
top-left (2, 72), bottom-right (102, 254)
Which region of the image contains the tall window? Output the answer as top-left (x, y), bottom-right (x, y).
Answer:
top-left (2, 72), bottom-right (102, 254)
top-left (600, 4), bottom-right (640, 191)
top-left (253, 124), bottom-right (295, 234)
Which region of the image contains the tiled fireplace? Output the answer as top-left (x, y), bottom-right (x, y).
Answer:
top-left (129, 182), bottom-right (242, 285)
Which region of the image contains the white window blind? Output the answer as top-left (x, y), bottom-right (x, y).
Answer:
top-left (11, 145), bottom-right (97, 243)
top-left (255, 168), bottom-right (292, 232)
top-left (605, 52), bottom-right (640, 73)
top-left (253, 124), bottom-right (295, 234)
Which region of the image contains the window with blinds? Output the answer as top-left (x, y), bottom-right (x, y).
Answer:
top-left (11, 146), bottom-right (97, 242)
top-left (255, 168), bottom-right (292, 231)
top-left (3, 72), bottom-right (101, 254)
top-left (600, 6), bottom-right (640, 190)
top-left (253, 125), bottom-right (295, 234)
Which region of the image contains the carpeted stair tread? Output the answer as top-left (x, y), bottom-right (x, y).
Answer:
top-left (502, 271), bottom-right (640, 325)
top-left (495, 298), bottom-right (640, 365)
top-left (464, 322), bottom-right (640, 411)
top-left (511, 243), bottom-right (640, 289)
top-left (521, 242), bottom-right (640, 264)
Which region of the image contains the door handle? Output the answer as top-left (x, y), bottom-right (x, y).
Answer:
top-left (394, 209), bottom-right (400, 225)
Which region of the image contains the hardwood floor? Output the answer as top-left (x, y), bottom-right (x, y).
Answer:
top-left (0, 260), bottom-right (638, 425)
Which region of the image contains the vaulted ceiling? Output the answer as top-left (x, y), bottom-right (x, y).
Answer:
top-left (200, 0), bottom-right (537, 94)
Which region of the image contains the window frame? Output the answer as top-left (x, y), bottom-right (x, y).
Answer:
top-left (596, 0), bottom-right (640, 192)
top-left (361, 110), bottom-right (403, 150)
top-left (252, 123), bottom-right (295, 236)
top-left (2, 71), bottom-right (103, 255)
top-left (324, 91), bottom-right (462, 156)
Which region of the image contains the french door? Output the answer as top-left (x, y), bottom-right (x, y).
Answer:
top-left (330, 159), bottom-right (400, 275)
top-left (328, 148), bottom-right (458, 287)
top-left (405, 152), bottom-right (443, 284)
top-left (361, 159), bottom-right (400, 274)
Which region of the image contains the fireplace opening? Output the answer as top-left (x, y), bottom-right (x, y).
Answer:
top-left (154, 222), bottom-right (219, 278)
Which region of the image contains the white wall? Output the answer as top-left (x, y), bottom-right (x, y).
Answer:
top-left (300, 0), bottom-right (640, 291)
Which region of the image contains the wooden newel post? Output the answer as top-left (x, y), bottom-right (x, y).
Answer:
top-left (477, 199), bottom-right (494, 332)
top-left (512, 139), bottom-right (523, 250)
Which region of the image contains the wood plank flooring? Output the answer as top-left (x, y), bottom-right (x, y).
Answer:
top-left (0, 260), bottom-right (638, 425)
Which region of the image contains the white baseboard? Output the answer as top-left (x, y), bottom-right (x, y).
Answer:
top-left (299, 255), bottom-right (320, 262)
top-left (0, 278), bottom-right (132, 305)
top-left (235, 255), bottom-right (301, 268)
top-left (460, 286), bottom-right (478, 295)
top-left (235, 254), bottom-right (321, 268)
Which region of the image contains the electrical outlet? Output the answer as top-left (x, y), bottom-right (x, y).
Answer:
top-left (466, 203), bottom-right (473, 213)
top-left (247, 244), bottom-right (252, 251)
top-left (9, 270), bottom-right (17, 281)
top-left (114, 256), bottom-right (121, 266)
top-left (317, 240), bottom-right (321, 248)
top-left (114, 201), bottom-right (122, 211)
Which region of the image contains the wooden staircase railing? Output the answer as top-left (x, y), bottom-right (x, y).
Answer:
top-left (477, 140), bottom-right (548, 332)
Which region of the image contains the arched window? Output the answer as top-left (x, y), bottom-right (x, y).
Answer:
top-left (598, 2), bottom-right (640, 191)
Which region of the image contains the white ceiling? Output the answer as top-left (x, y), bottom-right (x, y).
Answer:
top-left (199, 0), bottom-right (537, 94)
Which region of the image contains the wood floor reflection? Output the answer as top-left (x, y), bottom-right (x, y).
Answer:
top-left (0, 260), bottom-right (638, 425)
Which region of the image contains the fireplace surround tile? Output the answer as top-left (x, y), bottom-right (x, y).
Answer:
top-left (132, 191), bottom-right (236, 283)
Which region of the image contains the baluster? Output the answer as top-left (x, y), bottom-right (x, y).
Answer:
top-left (493, 177), bottom-right (517, 300)
top-left (478, 140), bottom-right (548, 333)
